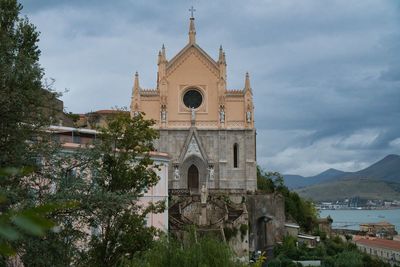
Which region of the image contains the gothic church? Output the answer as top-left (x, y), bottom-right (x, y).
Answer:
top-left (130, 16), bottom-right (256, 193)
top-left (129, 14), bottom-right (285, 258)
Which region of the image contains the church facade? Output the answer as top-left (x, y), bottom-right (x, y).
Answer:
top-left (128, 15), bottom-right (286, 259)
top-left (130, 16), bottom-right (256, 193)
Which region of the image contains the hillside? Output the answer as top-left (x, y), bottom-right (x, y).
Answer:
top-left (284, 168), bottom-right (348, 189)
top-left (289, 154), bottom-right (400, 201)
top-left (296, 179), bottom-right (400, 201)
top-left (343, 154), bottom-right (400, 182)
top-left (284, 154), bottom-right (400, 189)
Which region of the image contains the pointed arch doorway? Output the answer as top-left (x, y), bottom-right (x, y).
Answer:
top-left (188, 164), bottom-right (199, 191)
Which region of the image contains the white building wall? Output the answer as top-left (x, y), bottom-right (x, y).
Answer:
top-left (140, 152), bottom-right (170, 232)
top-left (356, 243), bottom-right (400, 264)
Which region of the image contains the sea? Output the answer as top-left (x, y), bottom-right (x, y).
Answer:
top-left (319, 209), bottom-right (400, 231)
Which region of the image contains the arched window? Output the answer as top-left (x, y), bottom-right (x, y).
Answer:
top-left (233, 143), bottom-right (238, 168)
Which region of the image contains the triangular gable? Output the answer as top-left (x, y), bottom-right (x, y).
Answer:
top-left (178, 127), bottom-right (209, 163)
top-left (166, 44), bottom-right (219, 77)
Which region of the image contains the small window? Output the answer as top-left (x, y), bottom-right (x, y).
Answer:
top-left (233, 143), bottom-right (238, 168)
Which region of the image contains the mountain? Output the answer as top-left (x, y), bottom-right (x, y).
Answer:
top-left (286, 154), bottom-right (400, 201)
top-left (296, 179), bottom-right (400, 201)
top-left (284, 168), bottom-right (348, 189)
top-left (344, 154), bottom-right (400, 182)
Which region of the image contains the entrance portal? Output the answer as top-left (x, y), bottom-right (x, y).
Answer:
top-left (188, 164), bottom-right (199, 191)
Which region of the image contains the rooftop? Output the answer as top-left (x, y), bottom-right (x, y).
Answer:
top-left (91, 109), bottom-right (129, 115)
top-left (354, 237), bottom-right (400, 251)
top-left (360, 221), bottom-right (394, 227)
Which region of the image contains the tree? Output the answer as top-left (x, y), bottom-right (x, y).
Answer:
top-left (20, 112), bottom-right (164, 267)
top-left (82, 112), bottom-right (162, 266)
top-left (0, 0), bottom-right (63, 259)
top-left (256, 167), bottom-right (275, 193)
top-left (273, 233), bottom-right (391, 267)
top-left (0, 0), bottom-right (58, 167)
top-left (1, 2), bottom-right (163, 264)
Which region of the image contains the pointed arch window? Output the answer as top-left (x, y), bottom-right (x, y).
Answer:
top-left (233, 143), bottom-right (238, 168)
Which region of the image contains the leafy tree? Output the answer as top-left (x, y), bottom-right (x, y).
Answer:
top-left (0, 0), bottom-right (65, 260)
top-left (82, 112), bottom-right (162, 266)
top-left (273, 233), bottom-right (391, 267)
top-left (0, 0), bottom-right (58, 167)
top-left (274, 236), bottom-right (300, 260)
top-left (20, 112), bottom-right (164, 267)
top-left (256, 167), bottom-right (275, 193)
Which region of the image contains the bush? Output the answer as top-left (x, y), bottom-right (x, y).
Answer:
top-left (128, 234), bottom-right (245, 267)
top-left (239, 224), bottom-right (248, 241)
top-left (224, 226), bottom-right (238, 241)
top-left (333, 251), bottom-right (363, 267)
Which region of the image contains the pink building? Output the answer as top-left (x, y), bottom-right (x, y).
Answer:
top-left (50, 126), bottom-right (170, 232)
top-left (141, 152), bottom-right (170, 232)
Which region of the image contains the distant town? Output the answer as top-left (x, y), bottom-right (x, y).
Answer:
top-left (317, 197), bottom-right (400, 210)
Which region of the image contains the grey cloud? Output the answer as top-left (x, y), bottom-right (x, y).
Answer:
top-left (19, 0), bottom-right (400, 176)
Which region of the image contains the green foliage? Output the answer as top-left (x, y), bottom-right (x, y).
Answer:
top-left (128, 234), bottom-right (245, 267)
top-left (0, 193), bottom-right (60, 256)
top-left (218, 194), bottom-right (232, 204)
top-left (268, 256), bottom-right (301, 267)
top-left (0, 0), bottom-right (64, 259)
top-left (82, 212), bottom-right (157, 267)
top-left (284, 191), bottom-right (317, 232)
top-left (0, 0), bottom-right (57, 167)
top-left (66, 112), bottom-right (80, 123)
top-left (223, 226), bottom-right (238, 241)
top-left (239, 223), bottom-right (248, 241)
top-left (274, 236), bottom-right (300, 260)
top-left (273, 233), bottom-right (391, 267)
top-left (256, 167), bottom-right (275, 193)
top-left (333, 251), bottom-right (363, 267)
top-left (361, 254), bottom-right (392, 267)
top-left (19, 112), bottom-right (164, 267)
top-left (257, 167), bottom-right (318, 232)
top-left (252, 251), bottom-right (266, 267)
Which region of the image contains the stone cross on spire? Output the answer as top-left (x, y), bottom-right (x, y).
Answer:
top-left (188, 6), bottom-right (196, 44)
top-left (189, 6), bottom-right (196, 18)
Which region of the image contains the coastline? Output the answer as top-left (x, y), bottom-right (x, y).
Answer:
top-left (319, 209), bottom-right (400, 231)
top-left (318, 206), bottom-right (400, 211)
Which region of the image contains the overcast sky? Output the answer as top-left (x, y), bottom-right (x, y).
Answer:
top-left (20, 0), bottom-right (400, 176)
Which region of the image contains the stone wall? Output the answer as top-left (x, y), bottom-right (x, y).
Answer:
top-left (169, 192), bottom-right (250, 259)
top-left (246, 193), bottom-right (285, 254)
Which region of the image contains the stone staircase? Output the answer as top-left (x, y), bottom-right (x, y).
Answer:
top-left (227, 204), bottom-right (243, 223)
top-left (168, 195), bottom-right (245, 230)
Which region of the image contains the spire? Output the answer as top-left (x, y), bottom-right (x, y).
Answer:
top-left (130, 71), bottom-right (141, 117)
top-left (158, 44), bottom-right (167, 65)
top-left (218, 45), bottom-right (225, 63)
top-left (133, 71), bottom-right (140, 95)
top-left (218, 45), bottom-right (227, 82)
top-left (188, 18), bottom-right (196, 44)
top-left (244, 72), bottom-right (252, 94)
top-left (157, 50), bottom-right (162, 65)
top-left (161, 44), bottom-right (166, 59)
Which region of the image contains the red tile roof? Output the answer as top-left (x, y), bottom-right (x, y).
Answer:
top-left (355, 238), bottom-right (400, 251)
top-left (360, 221), bottom-right (394, 227)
